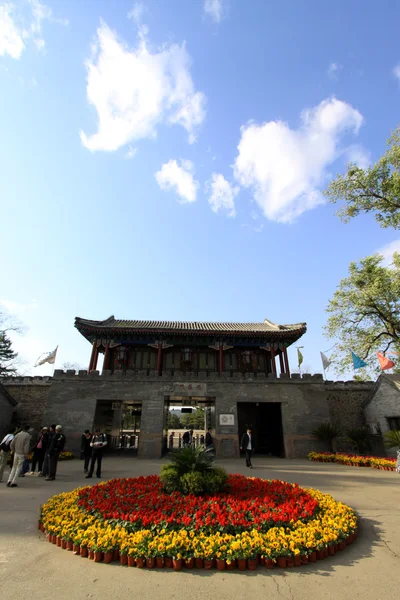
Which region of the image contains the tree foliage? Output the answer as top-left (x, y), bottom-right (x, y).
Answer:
top-left (0, 311), bottom-right (20, 377)
top-left (167, 411), bottom-right (182, 430)
top-left (180, 407), bottom-right (205, 430)
top-left (325, 127), bottom-right (400, 228)
top-left (324, 253), bottom-right (400, 378)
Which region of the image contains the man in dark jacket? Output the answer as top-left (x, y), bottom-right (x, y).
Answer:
top-left (45, 425), bottom-right (66, 481)
top-left (240, 428), bottom-right (255, 469)
top-left (39, 424), bottom-right (56, 477)
top-left (86, 429), bottom-right (107, 479)
top-left (81, 430), bottom-right (92, 473)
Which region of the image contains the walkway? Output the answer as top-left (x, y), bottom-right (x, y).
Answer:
top-left (0, 457), bottom-right (398, 600)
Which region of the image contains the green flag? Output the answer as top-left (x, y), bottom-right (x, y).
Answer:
top-left (297, 348), bottom-right (304, 367)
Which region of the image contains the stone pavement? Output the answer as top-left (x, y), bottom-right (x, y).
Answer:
top-left (0, 456), bottom-right (398, 600)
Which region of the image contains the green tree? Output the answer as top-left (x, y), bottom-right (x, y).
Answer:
top-left (168, 411), bottom-right (182, 429)
top-left (0, 311), bottom-right (20, 377)
top-left (325, 127), bottom-right (400, 229)
top-left (181, 408), bottom-right (205, 430)
top-left (324, 253), bottom-right (400, 378)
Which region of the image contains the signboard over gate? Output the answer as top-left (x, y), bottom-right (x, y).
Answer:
top-left (173, 382), bottom-right (207, 395)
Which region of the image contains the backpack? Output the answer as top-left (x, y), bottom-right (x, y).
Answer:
top-left (0, 436), bottom-right (13, 452)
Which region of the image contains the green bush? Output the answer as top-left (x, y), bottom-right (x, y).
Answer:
top-left (384, 429), bottom-right (400, 449)
top-left (346, 427), bottom-right (371, 454)
top-left (180, 472), bottom-right (205, 495)
top-left (160, 446), bottom-right (227, 495)
top-left (312, 422), bottom-right (341, 452)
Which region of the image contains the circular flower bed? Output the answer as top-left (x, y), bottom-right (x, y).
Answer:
top-left (39, 475), bottom-right (358, 571)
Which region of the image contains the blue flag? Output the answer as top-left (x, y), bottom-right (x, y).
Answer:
top-left (352, 352), bottom-right (367, 369)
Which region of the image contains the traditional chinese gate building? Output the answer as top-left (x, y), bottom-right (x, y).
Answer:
top-left (1, 316), bottom-right (375, 459)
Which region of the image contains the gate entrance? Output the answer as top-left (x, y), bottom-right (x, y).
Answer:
top-left (237, 402), bottom-right (284, 457)
top-left (163, 396), bottom-right (216, 453)
top-left (92, 400), bottom-right (142, 456)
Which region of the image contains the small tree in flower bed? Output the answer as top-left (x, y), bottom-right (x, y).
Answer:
top-left (160, 446), bottom-right (228, 495)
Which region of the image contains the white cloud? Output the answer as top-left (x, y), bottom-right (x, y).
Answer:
top-left (203, 0), bottom-right (224, 23)
top-left (0, 298), bottom-right (38, 314)
top-left (345, 144), bottom-right (370, 169)
top-left (393, 64), bottom-right (400, 82)
top-left (0, 4), bottom-right (25, 59)
top-left (327, 62), bottom-right (341, 79)
top-left (377, 240), bottom-right (400, 266)
top-left (233, 97), bottom-right (364, 223)
top-left (0, 1), bottom-right (66, 60)
top-left (128, 2), bottom-right (146, 24)
top-left (155, 159), bottom-right (198, 203)
top-left (80, 20), bottom-right (206, 152)
top-left (207, 173), bottom-right (238, 217)
top-left (124, 146), bottom-right (137, 159)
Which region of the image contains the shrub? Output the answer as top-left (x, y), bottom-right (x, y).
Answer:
top-left (160, 446), bottom-right (227, 495)
top-left (384, 429), bottom-right (400, 449)
top-left (312, 422), bottom-right (341, 452)
top-left (346, 427), bottom-right (371, 454)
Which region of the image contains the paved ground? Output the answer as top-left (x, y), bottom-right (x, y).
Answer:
top-left (0, 456), bottom-right (398, 600)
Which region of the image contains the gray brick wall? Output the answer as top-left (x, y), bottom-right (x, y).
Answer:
top-left (365, 376), bottom-right (400, 456)
top-left (2, 371), bottom-right (374, 459)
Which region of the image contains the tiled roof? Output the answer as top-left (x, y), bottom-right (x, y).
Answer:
top-left (75, 316), bottom-right (307, 336)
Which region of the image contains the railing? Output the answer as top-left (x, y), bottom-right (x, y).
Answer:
top-left (110, 433), bottom-right (140, 452)
top-left (165, 433), bottom-right (207, 451)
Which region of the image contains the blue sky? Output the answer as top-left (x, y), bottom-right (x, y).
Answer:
top-left (1, 0), bottom-right (400, 377)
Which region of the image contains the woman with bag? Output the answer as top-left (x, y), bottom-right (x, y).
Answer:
top-left (30, 427), bottom-right (49, 474)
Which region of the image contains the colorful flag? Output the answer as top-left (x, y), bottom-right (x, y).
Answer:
top-left (352, 352), bottom-right (367, 369)
top-left (34, 346), bottom-right (58, 367)
top-left (376, 352), bottom-right (395, 371)
top-left (297, 348), bottom-right (303, 366)
top-left (320, 352), bottom-right (331, 371)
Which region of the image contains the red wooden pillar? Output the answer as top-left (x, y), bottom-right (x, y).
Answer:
top-left (103, 343), bottom-right (110, 371)
top-left (283, 347), bottom-right (290, 376)
top-left (92, 345), bottom-right (99, 371)
top-left (279, 351), bottom-right (285, 374)
top-left (157, 342), bottom-right (163, 375)
top-left (270, 347), bottom-right (277, 375)
top-left (219, 345), bottom-right (224, 375)
top-left (88, 342), bottom-right (96, 371)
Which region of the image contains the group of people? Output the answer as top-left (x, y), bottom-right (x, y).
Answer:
top-left (0, 424), bottom-right (66, 487)
top-left (180, 428), bottom-right (213, 448)
top-left (80, 428), bottom-right (108, 478)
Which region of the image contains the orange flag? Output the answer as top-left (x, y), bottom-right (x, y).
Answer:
top-left (376, 352), bottom-right (395, 371)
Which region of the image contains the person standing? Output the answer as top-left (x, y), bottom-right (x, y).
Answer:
top-left (182, 430), bottom-right (190, 448)
top-left (39, 424), bottom-right (56, 478)
top-left (7, 425), bottom-right (31, 487)
top-left (205, 428), bottom-right (213, 448)
top-left (240, 428), bottom-right (255, 469)
top-left (30, 427), bottom-right (49, 474)
top-left (86, 429), bottom-right (107, 479)
top-left (0, 428), bottom-right (15, 483)
top-left (81, 430), bottom-right (92, 473)
top-left (45, 425), bottom-right (66, 481)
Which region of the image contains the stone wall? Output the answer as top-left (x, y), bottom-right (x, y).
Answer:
top-left (364, 376), bottom-right (400, 457)
top-left (326, 380), bottom-right (374, 452)
top-left (0, 383), bottom-right (16, 440)
top-left (2, 371), bottom-right (375, 459)
top-left (3, 377), bottom-right (51, 437)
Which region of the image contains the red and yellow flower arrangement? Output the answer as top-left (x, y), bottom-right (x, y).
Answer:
top-left (38, 474), bottom-right (358, 571)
